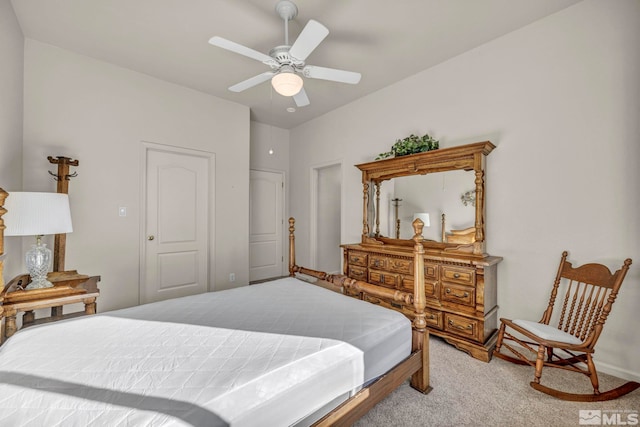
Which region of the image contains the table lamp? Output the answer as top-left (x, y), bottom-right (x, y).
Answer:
top-left (4, 192), bottom-right (73, 289)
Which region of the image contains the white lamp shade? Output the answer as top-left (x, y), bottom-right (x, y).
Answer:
top-left (413, 213), bottom-right (430, 227)
top-left (271, 70), bottom-right (303, 96)
top-left (4, 192), bottom-right (73, 236)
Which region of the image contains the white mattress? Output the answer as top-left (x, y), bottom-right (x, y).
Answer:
top-left (107, 277), bottom-right (412, 382)
top-left (0, 277), bottom-right (411, 426)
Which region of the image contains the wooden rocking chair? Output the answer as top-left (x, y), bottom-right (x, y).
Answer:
top-left (493, 251), bottom-right (638, 402)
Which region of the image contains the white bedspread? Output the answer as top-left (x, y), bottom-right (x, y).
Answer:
top-left (0, 317), bottom-right (362, 426)
top-left (0, 277), bottom-right (411, 426)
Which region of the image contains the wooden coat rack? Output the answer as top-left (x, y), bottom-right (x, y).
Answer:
top-left (48, 156), bottom-right (78, 272)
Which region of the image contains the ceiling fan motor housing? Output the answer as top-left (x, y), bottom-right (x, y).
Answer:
top-left (275, 1), bottom-right (298, 21)
top-left (269, 45), bottom-right (304, 70)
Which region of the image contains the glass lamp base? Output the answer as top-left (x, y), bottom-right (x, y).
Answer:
top-left (25, 278), bottom-right (54, 289)
top-left (25, 240), bottom-right (53, 290)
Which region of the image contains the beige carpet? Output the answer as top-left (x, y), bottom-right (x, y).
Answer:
top-left (355, 337), bottom-right (640, 426)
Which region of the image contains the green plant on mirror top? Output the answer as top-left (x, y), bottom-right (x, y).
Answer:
top-left (376, 133), bottom-right (439, 160)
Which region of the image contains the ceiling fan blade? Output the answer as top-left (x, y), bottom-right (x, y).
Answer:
top-left (289, 20), bottom-right (329, 61)
top-left (303, 65), bottom-right (361, 84)
top-left (209, 36), bottom-right (274, 64)
top-left (229, 71), bottom-right (275, 92)
top-left (293, 87), bottom-right (310, 107)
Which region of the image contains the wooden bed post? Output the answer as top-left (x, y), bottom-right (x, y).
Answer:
top-left (287, 216), bottom-right (431, 426)
top-left (288, 217), bottom-right (296, 276)
top-left (410, 218), bottom-right (430, 393)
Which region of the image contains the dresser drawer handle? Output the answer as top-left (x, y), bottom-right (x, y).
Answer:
top-left (448, 319), bottom-right (472, 330)
top-left (428, 314), bottom-right (436, 320)
top-left (445, 288), bottom-right (469, 298)
top-left (453, 273), bottom-right (461, 279)
top-left (352, 257), bottom-right (360, 262)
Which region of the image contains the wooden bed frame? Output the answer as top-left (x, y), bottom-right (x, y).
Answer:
top-left (0, 189), bottom-right (429, 426)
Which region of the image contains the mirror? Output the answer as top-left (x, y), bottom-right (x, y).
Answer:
top-left (378, 170), bottom-right (476, 241)
top-left (355, 141), bottom-right (495, 256)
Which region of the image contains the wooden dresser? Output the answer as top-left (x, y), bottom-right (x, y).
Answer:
top-left (346, 141), bottom-right (502, 361)
top-left (342, 244), bottom-right (501, 361)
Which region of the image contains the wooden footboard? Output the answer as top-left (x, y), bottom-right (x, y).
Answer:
top-left (288, 217), bottom-right (431, 426)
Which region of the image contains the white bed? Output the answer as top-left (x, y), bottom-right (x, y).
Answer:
top-left (0, 193), bottom-right (431, 426)
top-left (0, 278), bottom-right (411, 426)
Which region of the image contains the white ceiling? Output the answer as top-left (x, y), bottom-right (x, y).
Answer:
top-left (11, 0), bottom-right (582, 129)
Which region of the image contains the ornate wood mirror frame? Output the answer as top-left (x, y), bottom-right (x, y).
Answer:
top-left (356, 141), bottom-right (495, 257)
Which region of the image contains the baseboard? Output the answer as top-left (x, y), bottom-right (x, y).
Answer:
top-left (597, 360), bottom-right (640, 383)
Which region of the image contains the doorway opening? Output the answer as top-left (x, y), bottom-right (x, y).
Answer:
top-left (310, 162), bottom-right (342, 273)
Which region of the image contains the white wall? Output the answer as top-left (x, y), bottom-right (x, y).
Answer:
top-left (0, 0), bottom-right (24, 281)
top-left (290, 0), bottom-right (640, 380)
top-left (22, 40), bottom-right (250, 311)
top-left (250, 121), bottom-right (290, 173)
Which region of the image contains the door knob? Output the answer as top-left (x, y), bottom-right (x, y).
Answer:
top-left (148, 235), bottom-right (155, 241)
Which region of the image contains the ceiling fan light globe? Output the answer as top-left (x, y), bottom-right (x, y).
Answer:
top-left (271, 72), bottom-right (303, 96)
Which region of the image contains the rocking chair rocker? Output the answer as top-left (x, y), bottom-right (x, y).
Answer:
top-left (493, 251), bottom-right (638, 402)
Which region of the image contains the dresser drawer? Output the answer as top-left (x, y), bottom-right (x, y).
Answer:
top-left (441, 266), bottom-right (476, 286)
top-left (445, 313), bottom-right (478, 339)
top-left (425, 307), bottom-right (443, 330)
top-left (348, 265), bottom-right (367, 281)
top-left (368, 269), bottom-right (400, 289)
top-left (401, 278), bottom-right (439, 300)
top-left (441, 282), bottom-right (475, 307)
top-left (388, 257), bottom-right (413, 274)
top-left (348, 251), bottom-right (368, 267)
top-left (369, 255), bottom-right (387, 270)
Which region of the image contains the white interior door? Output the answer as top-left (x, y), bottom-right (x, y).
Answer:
top-left (142, 145), bottom-right (210, 303)
top-left (249, 170), bottom-right (283, 282)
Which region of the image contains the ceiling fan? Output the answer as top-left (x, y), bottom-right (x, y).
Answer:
top-left (208, 0), bottom-right (361, 107)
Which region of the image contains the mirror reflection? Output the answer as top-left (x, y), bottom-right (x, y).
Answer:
top-left (374, 170), bottom-right (476, 241)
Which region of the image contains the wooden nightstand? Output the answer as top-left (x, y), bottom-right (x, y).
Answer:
top-left (0, 271), bottom-right (100, 342)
